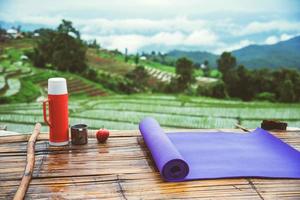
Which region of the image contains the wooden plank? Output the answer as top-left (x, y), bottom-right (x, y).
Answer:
top-left (14, 123), bottom-right (41, 200)
top-left (0, 129), bottom-right (299, 199)
top-left (251, 179), bottom-right (300, 200)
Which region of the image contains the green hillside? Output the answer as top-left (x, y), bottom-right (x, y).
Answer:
top-left (0, 38), bottom-right (209, 104)
top-left (0, 46), bottom-right (111, 104)
top-left (1, 39), bottom-right (299, 133)
top-left (0, 38), bottom-right (176, 101)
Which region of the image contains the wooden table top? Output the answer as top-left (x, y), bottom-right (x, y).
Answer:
top-left (0, 129), bottom-right (299, 199)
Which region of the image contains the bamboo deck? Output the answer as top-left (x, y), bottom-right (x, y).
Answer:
top-left (0, 129), bottom-right (300, 199)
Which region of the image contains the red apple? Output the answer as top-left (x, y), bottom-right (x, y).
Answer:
top-left (96, 128), bottom-right (109, 143)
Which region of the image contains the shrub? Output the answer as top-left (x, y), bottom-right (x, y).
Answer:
top-left (85, 68), bottom-right (98, 81)
top-left (209, 69), bottom-right (222, 78)
top-left (255, 92), bottom-right (276, 102)
top-left (197, 80), bottom-right (227, 99)
top-left (125, 65), bottom-right (149, 92)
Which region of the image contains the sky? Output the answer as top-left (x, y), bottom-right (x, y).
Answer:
top-left (0, 0), bottom-right (300, 54)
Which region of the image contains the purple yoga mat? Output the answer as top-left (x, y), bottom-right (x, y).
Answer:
top-left (139, 117), bottom-right (300, 182)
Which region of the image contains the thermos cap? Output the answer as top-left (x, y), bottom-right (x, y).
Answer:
top-left (48, 77), bottom-right (68, 95)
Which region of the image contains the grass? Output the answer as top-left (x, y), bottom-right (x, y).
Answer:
top-left (0, 38), bottom-right (35, 49)
top-left (0, 94), bottom-right (299, 134)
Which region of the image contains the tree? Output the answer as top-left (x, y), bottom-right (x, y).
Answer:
top-left (217, 52), bottom-right (241, 98)
top-left (252, 68), bottom-right (273, 93)
top-left (217, 52), bottom-right (236, 75)
top-left (124, 48), bottom-right (128, 62)
top-left (57, 19), bottom-right (80, 39)
top-left (51, 33), bottom-right (87, 72)
top-left (87, 39), bottom-right (100, 49)
top-left (13, 25), bottom-right (21, 33)
top-left (204, 60), bottom-right (209, 66)
top-left (278, 79), bottom-right (295, 102)
top-left (0, 28), bottom-right (7, 42)
top-left (197, 80), bottom-right (227, 99)
top-left (235, 65), bottom-right (255, 100)
top-left (31, 29), bottom-right (56, 68)
top-left (272, 68), bottom-right (300, 102)
top-left (32, 20), bottom-right (87, 73)
top-left (175, 57), bottom-right (195, 91)
top-left (134, 53), bottom-right (139, 65)
top-left (203, 60), bottom-right (210, 77)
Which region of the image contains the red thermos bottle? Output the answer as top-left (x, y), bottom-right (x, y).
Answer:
top-left (43, 78), bottom-right (69, 146)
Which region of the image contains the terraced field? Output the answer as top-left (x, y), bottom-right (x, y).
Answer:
top-left (36, 77), bottom-right (108, 97)
top-left (0, 60), bottom-right (32, 98)
top-left (145, 66), bottom-right (218, 83)
top-left (145, 66), bottom-right (173, 82)
top-left (0, 94), bottom-right (299, 134)
top-left (86, 49), bottom-right (135, 75)
top-left (0, 47), bottom-right (109, 102)
top-left (4, 78), bottom-right (21, 96)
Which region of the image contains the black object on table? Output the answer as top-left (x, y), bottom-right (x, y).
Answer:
top-left (71, 124), bottom-right (88, 145)
top-left (261, 120), bottom-right (287, 130)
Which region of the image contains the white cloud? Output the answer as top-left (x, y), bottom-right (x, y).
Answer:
top-left (0, 13), bottom-right (225, 52)
top-left (1, 0), bottom-right (294, 20)
top-left (264, 33), bottom-right (299, 45)
top-left (265, 36), bottom-right (278, 44)
top-left (83, 30), bottom-right (218, 53)
top-left (1, 0), bottom-right (299, 53)
top-left (0, 14), bottom-right (213, 35)
top-left (216, 32), bottom-right (299, 54)
top-left (3, 13), bottom-right (299, 53)
top-left (215, 40), bottom-right (254, 54)
top-left (184, 30), bottom-right (218, 45)
top-left (234, 20), bottom-right (300, 36)
top-left (79, 17), bottom-right (207, 35)
top-left (280, 33), bottom-right (294, 41)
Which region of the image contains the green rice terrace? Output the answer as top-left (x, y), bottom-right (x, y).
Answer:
top-left (0, 39), bottom-right (300, 134)
top-left (1, 94), bottom-right (300, 134)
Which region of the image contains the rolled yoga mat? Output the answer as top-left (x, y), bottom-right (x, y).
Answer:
top-left (139, 117), bottom-right (300, 182)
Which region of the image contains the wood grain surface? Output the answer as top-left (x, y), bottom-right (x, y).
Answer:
top-left (0, 129), bottom-right (299, 199)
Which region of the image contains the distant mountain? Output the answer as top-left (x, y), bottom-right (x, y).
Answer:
top-left (166, 50), bottom-right (218, 66)
top-left (232, 36), bottom-right (300, 68)
top-left (166, 35), bottom-right (300, 69)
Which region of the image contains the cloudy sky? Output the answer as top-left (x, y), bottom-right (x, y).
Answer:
top-left (0, 0), bottom-right (300, 54)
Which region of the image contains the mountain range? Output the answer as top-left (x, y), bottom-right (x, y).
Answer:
top-left (166, 35), bottom-right (300, 69)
